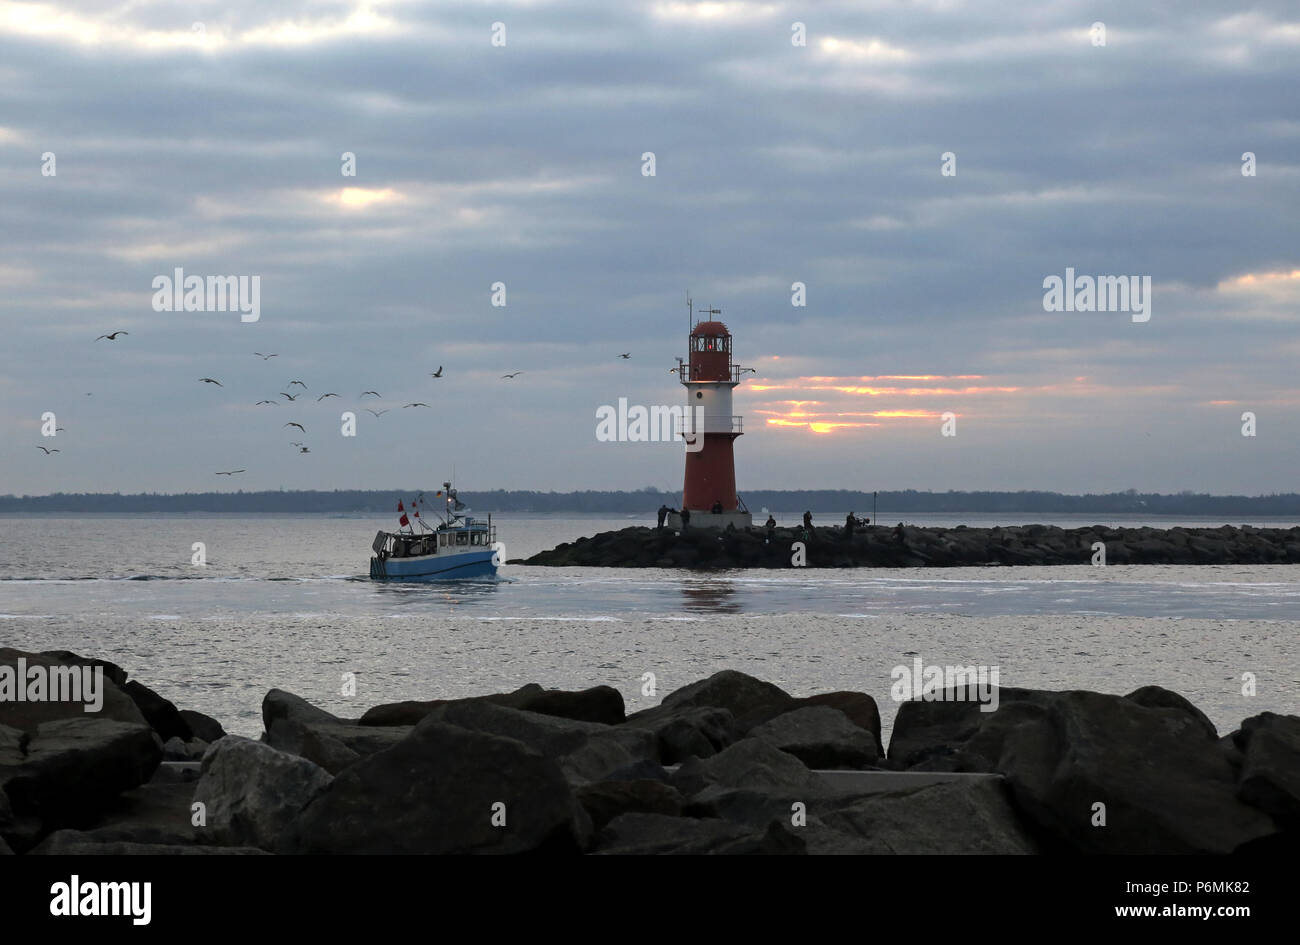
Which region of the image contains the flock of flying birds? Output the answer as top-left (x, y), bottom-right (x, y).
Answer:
top-left (40, 332), bottom-right (637, 476)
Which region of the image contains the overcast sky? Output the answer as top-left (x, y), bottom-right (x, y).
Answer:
top-left (2, 1), bottom-right (1298, 496)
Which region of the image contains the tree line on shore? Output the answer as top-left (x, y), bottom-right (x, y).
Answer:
top-left (3, 488), bottom-right (1300, 515)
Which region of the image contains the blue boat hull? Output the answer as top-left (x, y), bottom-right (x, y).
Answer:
top-left (370, 549), bottom-right (497, 582)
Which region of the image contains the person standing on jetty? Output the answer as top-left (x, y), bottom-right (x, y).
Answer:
top-left (844, 512), bottom-right (857, 539)
top-left (765, 514), bottom-right (777, 543)
top-left (657, 504), bottom-right (669, 529)
top-left (802, 510), bottom-right (815, 540)
top-left (680, 508), bottom-right (690, 531)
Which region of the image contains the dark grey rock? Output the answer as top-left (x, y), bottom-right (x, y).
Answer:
top-left (623, 704), bottom-right (736, 763)
top-left (749, 705), bottom-right (879, 768)
top-left (793, 691), bottom-right (883, 757)
top-left (818, 779), bottom-right (1038, 854)
top-left (671, 737), bottom-right (826, 798)
top-left (264, 718), bottom-right (361, 774)
top-left (0, 722), bottom-right (25, 766)
top-left (420, 700), bottom-right (655, 783)
top-left (1125, 685), bottom-right (1217, 739)
top-left (193, 736), bottom-right (333, 850)
top-left (593, 813), bottom-right (805, 855)
top-left (178, 709), bottom-right (226, 743)
top-left (661, 670), bottom-right (792, 719)
top-left (29, 830), bottom-right (268, 855)
top-left (887, 686), bottom-right (1050, 769)
top-left (0, 649), bottom-right (148, 734)
top-left (123, 680), bottom-right (191, 742)
top-left (1235, 712), bottom-right (1300, 828)
top-left (576, 779), bottom-right (685, 829)
top-left (516, 685), bottom-right (626, 725)
top-left (280, 719), bottom-right (589, 854)
top-left (359, 683), bottom-right (626, 727)
top-left (261, 689), bottom-right (344, 730)
top-left (3, 718), bottom-right (163, 828)
top-left (992, 691), bottom-right (1276, 853)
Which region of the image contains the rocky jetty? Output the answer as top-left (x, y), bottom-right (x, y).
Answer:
top-left (518, 523), bottom-right (1300, 568)
top-left (3, 652), bottom-right (1296, 854)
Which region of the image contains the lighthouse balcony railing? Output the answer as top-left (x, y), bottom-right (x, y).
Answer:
top-left (677, 364), bottom-right (745, 384)
top-left (675, 415), bottom-right (743, 436)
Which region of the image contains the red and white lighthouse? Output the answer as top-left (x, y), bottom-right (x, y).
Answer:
top-left (673, 308), bottom-right (752, 530)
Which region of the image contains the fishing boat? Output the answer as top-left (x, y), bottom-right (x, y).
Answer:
top-left (368, 483), bottom-right (499, 581)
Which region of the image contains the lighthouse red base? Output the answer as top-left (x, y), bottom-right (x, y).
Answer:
top-left (682, 434), bottom-right (739, 511)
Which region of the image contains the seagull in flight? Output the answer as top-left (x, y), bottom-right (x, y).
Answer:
top-left (284, 422), bottom-right (306, 432)
top-left (95, 331), bottom-right (128, 341)
top-left (366, 408), bottom-right (389, 417)
top-left (35, 446), bottom-right (60, 454)
top-left (255, 400), bottom-right (276, 406)
top-left (254, 352), bottom-right (278, 360)
top-left (618, 353), bottom-right (631, 359)
top-left (430, 367), bottom-right (443, 378)
top-left (317, 393), bottom-right (339, 401)
top-left (290, 441), bottom-right (304, 448)
top-left (298, 446), bottom-right (311, 453)
top-left (199, 377), bottom-right (223, 386)
top-left (361, 391), bottom-right (381, 398)
top-left (280, 392), bottom-right (300, 401)
top-left (215, 470), bottom-right (245, 476)
top-left (288, 380), bottom-right (307, 388)
top-left (501, 372), bottom-right (523, 379)
top-left (403, 403), bottom-right (430, 408)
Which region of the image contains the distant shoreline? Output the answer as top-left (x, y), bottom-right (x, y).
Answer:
top-left (6, 489), bottom-right (1300, 516)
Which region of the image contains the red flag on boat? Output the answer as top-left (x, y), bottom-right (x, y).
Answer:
top-left (397, 501), bottom-right (409, 528)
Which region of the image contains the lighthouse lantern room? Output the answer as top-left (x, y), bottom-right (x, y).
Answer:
top-left (668, 304), bottom-right (752, 531)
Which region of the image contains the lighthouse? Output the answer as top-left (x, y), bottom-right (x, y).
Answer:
top-left (670, 306), bottom-right (752, 530)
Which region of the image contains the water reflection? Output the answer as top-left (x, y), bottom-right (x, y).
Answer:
top-left (369, 578), bottom-right (505, 608)
top-left (680, 577), bottom-right (743, 614)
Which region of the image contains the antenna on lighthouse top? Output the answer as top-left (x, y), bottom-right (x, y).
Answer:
top-left (687, 292), bottom-right (693, 332)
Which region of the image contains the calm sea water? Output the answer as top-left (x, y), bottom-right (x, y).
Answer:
top-left (1, 512), bottom-right (1297, 738)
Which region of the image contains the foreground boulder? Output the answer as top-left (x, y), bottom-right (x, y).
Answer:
top-left (122, 680), bottom-right (191, 742)
top-left (622, 704), bottom-right (735, 764)
top-left (178, 710), bottom-right (226, 743)
top-left (793, 692), bottom-right (884, 757)
top-left (891, 686), bottom-right (1277, 853)
top-left (0, 649), bottom-right (147, 733)
top-left (2, 718), bottom-right (162, 836)
top-left (417, 700), bottom-right (655, 783)
top-left (672, 738), bottom-right (827, 797)
top-left (576, 780), bottom-right (685, 829)
top-left (815, 779), bottom-right (1038, 854)
top-left (264, 717), bottom-right (361, 775)
top-left (749, 706), bottom-right (879, 769)
top-left (29, 830), bottom-right (268, 855)
top-left (661, 670), bottom-right (792, 719)
top-left (359, 683), bottom-right (626, 727)
top-left (193, 736), bottom-right (333, 850)
top-left (593, 813), bottom-right (805, 855)
top-left (1234, 712), bottom-right (1300, 828)
top-left (280, 719), bottom-right (589, 854)
top-left (262, 690), bottom-right (410, 771)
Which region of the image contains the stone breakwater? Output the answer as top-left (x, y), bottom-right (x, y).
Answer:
top-left (519, 523), bottom-right (1300, 569)
top-left (2, 649), bottom-right (1297, 854)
